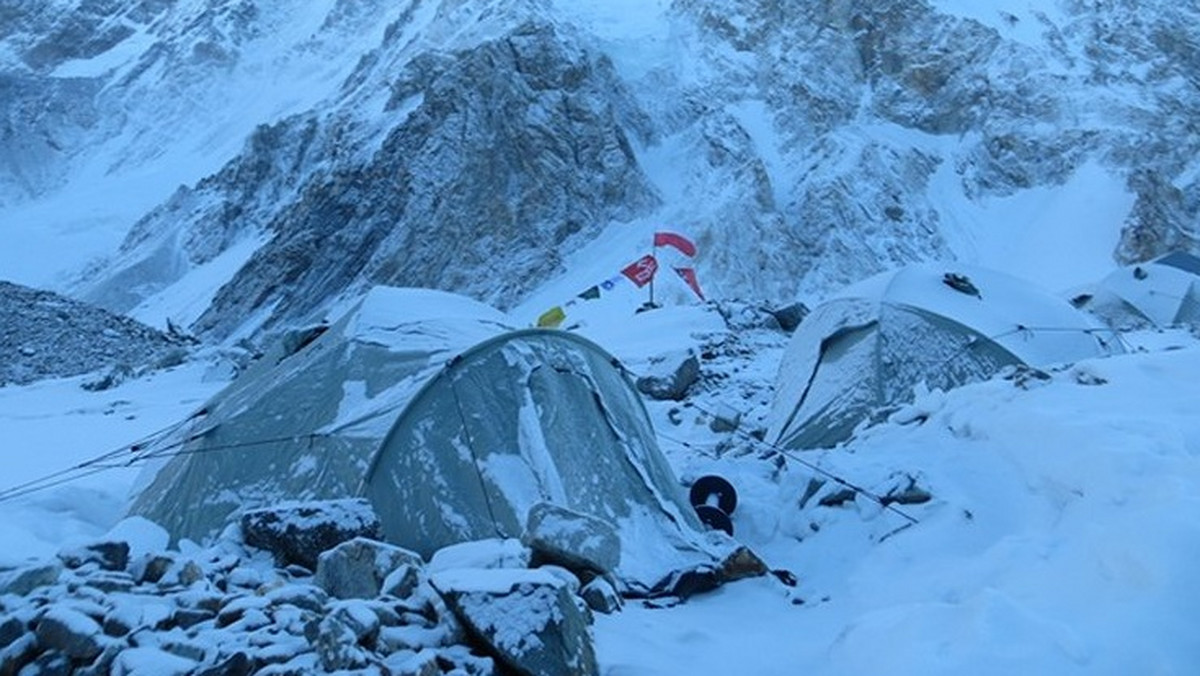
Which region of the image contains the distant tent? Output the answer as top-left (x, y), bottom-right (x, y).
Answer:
top-left (1077, 252), bottom-right (1200, 330)
top-left (767, 264), bottom-right (1124, 451)
top-left (130, 287), bottom-right (713, 591)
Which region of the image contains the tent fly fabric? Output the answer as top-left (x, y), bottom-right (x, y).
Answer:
top-left (767, 264), bottom-right (1125, 451)
top-left (1080, 252), bottom-right (1200, 330)
top-left (130, 287), bottom-right (716, 593)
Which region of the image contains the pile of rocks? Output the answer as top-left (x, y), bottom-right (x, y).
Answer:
top-left (0, 281), bottom-right (187, 388)
top-left (0, 499), bottom-right (627, 676)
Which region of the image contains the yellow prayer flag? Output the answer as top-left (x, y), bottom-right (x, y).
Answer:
top-left (536, 306), bottom-right (566, 328)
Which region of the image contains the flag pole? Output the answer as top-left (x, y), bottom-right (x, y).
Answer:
top-left (649, 236), bottom-right (657, 307)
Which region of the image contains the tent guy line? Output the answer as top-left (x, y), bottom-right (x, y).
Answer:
top-left (657, 416), bottom-right (921, 526)
top-left (0, 320), bottom-right (1142, 508)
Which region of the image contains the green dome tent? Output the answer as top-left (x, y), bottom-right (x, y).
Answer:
top-left (130, 287), bottom-right (714, 591)
top-left (767, 264), bottom-right (1125, 451)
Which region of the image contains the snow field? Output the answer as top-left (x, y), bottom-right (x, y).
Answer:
top-left (2, 293), bottom-right (1198, 674)
top-left (597, 340), bottom-right (1200, 675)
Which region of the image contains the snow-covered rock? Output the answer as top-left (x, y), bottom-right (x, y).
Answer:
top-left (522, 502), bottom-right (621, 577)
top-left (636, 350), bottom-right (700, 401)
top-left (58, 539), bottom-right (130, 572)
top-left (34, 606), bottom-right (107, 660)
top-left (433, 568), bottom-right (597, 676)
top-left (579, 578), bottom-right (622, 615)
top-left (0, 519), bottom-right (497, 675)
top-left (428, 538), bottom-right (532, 573)
top-left (313, 537), bottom-right (423, 600)
top-left (0, 562), bottom-right (61, 596)
top-left (239, 498), bottom-right (381, 571)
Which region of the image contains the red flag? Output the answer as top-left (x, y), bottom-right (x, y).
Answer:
top-left (674, 266), bottom-right (705, 300)
top-left (621, 254), bottom-right (659, 288)
top-left (653, 231), bottom-right (697, 257)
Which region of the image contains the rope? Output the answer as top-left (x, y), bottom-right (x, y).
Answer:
top-left (0, 322), bottom-right (1149, 513)
top-left (658, 405), bottom-right (921, 525)
top-left (0, 406), bottom-right (211, 504)
top-left (0, 429), bottom-right (324, 504)
top-left (667, 322), bottom-right (1149, 526)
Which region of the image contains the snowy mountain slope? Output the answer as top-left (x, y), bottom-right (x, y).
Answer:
top-left (3, 1), bottom-right (1200, 672)
top-left (0, 0), bottom-right (417, 286)
top-left (3, 0), bottom-right (1197, 340)
top-left (69, 6), bottom-right (658, 340)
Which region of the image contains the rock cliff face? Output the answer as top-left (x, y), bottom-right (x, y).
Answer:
top-left (190, 21), bottom-right (656, 337)
top-left (3, 0), bottom-right (1199, 339)
top-left (80, 16), bottom-right (656, 338)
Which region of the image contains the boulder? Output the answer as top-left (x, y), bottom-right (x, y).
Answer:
top-left (58, 540), bottom-right (130, 572)
top-left (35, 607), bottom-right (106, 660)
top-left (878, 472), bottom-right (934, 506)
top-left (327, 599), bottom-right (382, 648)
top-left (580, 578), bottom-right (622, 615)
top-left (111, 647), bottom-right (196, 676)
top-left (522, 503), bottom-right (620, 577)
top-left (648, 544), bottom-right (768, 600)
top-left (0, 632), bottom-right (37, 676)
top-left (770, 302), bottom-right (809, 333)
top-left (432, 568), bottom-right (597, 676)
top-left (635, 351), bottom-right (700, 401)
top-left (0, 563), bottom-right (61, 596)
top-left (131, 554), bottom-right (174, 585)
top-left (715, 300), bottom-right (782, 331)
top-left (314, 537), bottom-right (422, 600)
top-left (19, 651), bottom-right (72, 676)
top-left (168, 608), bottom-right (214, 631)
top-left (306, 615), bottom-right (370, 672)
top-left (381, 564), bottom-right (421, 599)
top-left (76, 642), bottom-right (124, 676)
top-left (102, 517), bottom-right (170, 561)
top-left (648, 565), bottom-right (721, 601)
top-left (216, 596), bottom-right (270, 628)
top-left (382, 649), bottom-right (442, 676)
top-left (84, 571), bottom-right (136, 594)
top-left (192, 651), bottom-right (254, 676)
top-left (1, 613), bottom-right (27, 646)
top-left (428, 539), bottom-right (531, 573)
top-left (240, 499), bottom-right (381, 571)
top-left (707, 403), bottom-right (742, 433)
top-left (264, 584), bottom-right (328, 614)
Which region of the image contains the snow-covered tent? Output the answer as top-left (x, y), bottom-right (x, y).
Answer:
top-left (767, 264), bottom-right (1124, 451)
top-left (130, 287), bottom-right (713, 591)
top-left (1076, 252), bottom-right (1200, 330)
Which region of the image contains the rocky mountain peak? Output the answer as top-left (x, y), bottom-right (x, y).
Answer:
top-left (3, 0), bottom-right (1199, 340)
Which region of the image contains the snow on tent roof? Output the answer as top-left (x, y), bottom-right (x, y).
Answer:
top-left (130, 287), bottom-right (714, 592)
top-left (767, 264), bottom-right (1124, 451)
top-left (1084, 253), bottom-right (1200, 329)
